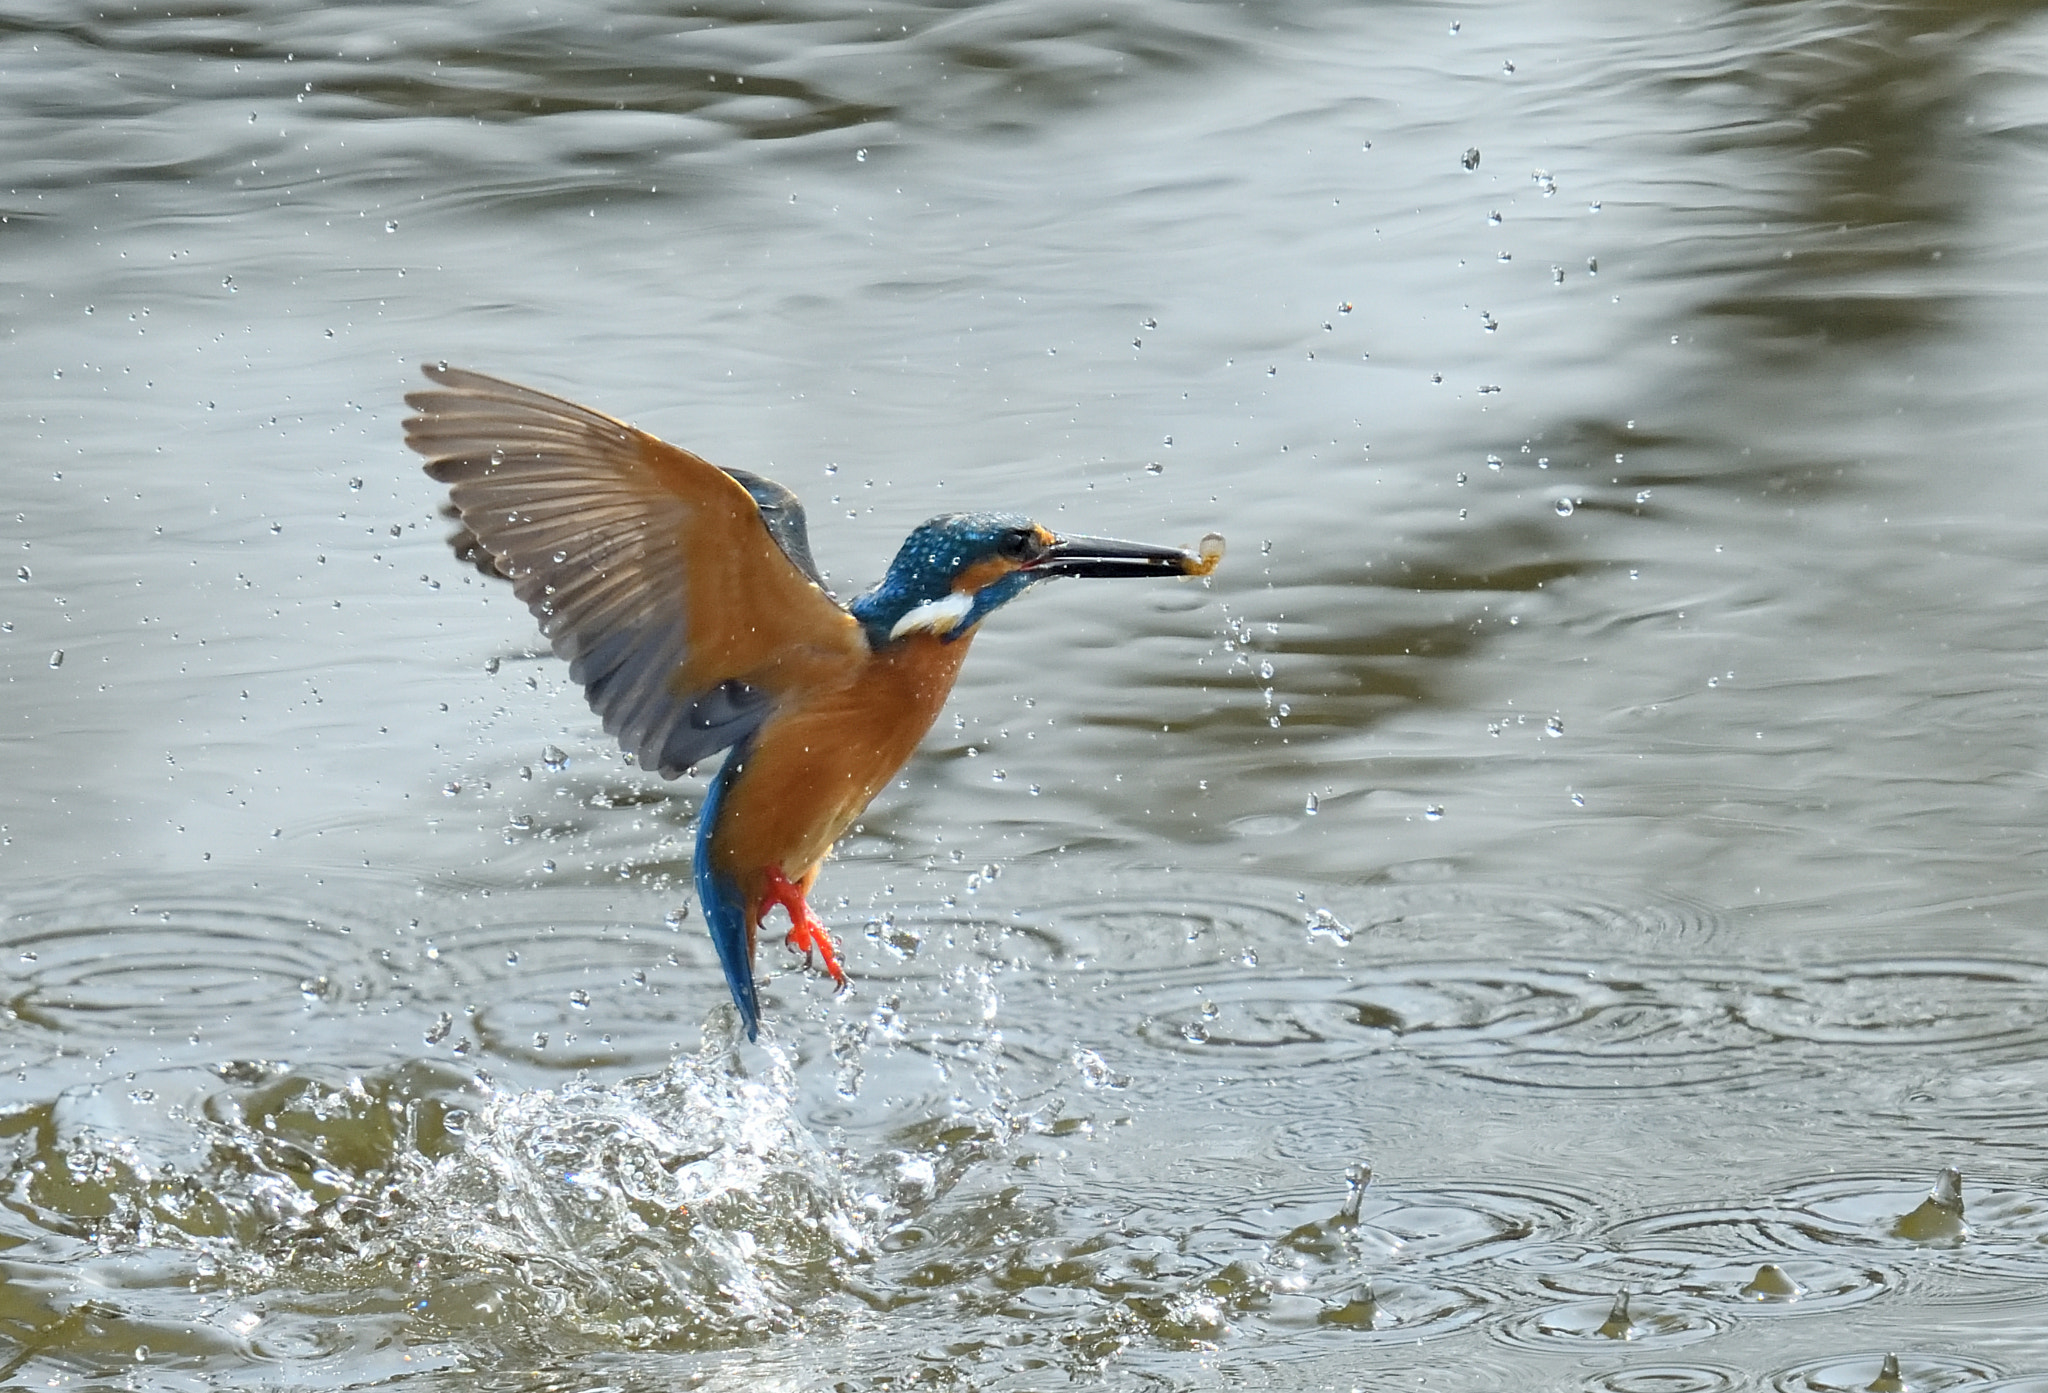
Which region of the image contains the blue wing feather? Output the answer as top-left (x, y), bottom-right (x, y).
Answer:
top-left (720, 466), bottom-right (827, 591)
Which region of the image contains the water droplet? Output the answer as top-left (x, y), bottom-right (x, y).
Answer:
top-left (424, 1012), bottom-right (453, 1045)
top-left (1304, 793), bottom-right (1319, 815)
top-left (855, 148), bottom-right (868, 162)
top-left (1339, 1162), bottom-right (1373, 1221)
top-left (1893, 1165), bottom-right (1967, 1241)
top-left (1460, 147), bottom-right (1481, 171)
top-left (1571, 792), bottom-right (1586, 807)
top-left (1423, 805), bottom-right (1444, 820)
top-left (385, 220), bottom-right (398, 233)
top-left (1545, 716), bottom-right (1565, 738)
top-left (1487, 454), bottom-right (1503, 471)
top-left (442, 781), bottom-right (461, 796)
top-left (1145, 461), bottom-right (1163, 475)
top-left (1306, 907), bottom-right (1353, 945)
top-left (1595, 1290), bottom-right (1635, 1340)
top-left (1074, 1047), bottom-right (1126, 1089)
top-left (1258, 660), bottom-right (1275, 680)
top-left (569, 989), bottom-right (591, 1010)
top-left (347, 477), bottom-right (363, 491)
top-left (541, 745), bottom-right (568, 771)
top-left (1740, 1262), bottom-right (1801, 1301)
top-left (1554, 497), bottom-right (1575, 516)
top-left (47, 650), bottom-right (62, 668)
top-left (892, 1153), bottom-right (937, 1202)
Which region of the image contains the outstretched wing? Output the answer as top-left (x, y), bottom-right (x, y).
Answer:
top-left (404, 364), bottom-right (865, 777)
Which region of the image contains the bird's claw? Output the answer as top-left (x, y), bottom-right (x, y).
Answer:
top-left (784, 922), bottom-right (849, 990)
top-left (763, 867), bottom-right (849, 990)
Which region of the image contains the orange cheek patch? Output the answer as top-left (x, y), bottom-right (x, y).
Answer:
top-left (951, 555), bottom-right (1025, 595)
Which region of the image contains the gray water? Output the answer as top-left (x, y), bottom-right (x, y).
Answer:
top-left (6, 0), bottom-right (2048, 1387)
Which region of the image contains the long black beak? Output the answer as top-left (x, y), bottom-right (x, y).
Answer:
top-left (1029, 532), bottom-right (1225, 579)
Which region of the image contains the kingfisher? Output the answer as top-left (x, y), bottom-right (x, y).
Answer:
top-left (405, 365), bottom-right (1222, 1040)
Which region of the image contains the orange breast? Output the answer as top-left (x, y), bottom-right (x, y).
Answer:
top-left (708, 632), bottom-right (975, 910)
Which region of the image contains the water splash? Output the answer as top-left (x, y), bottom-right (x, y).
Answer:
top-left (4, 1043), bottom-right (875, 1355)
top-left (358, 1053), bottom-right (864, 1347)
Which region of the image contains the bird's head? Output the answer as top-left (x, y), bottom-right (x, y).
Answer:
top-left (849, 511), bottom-right (1222, 649)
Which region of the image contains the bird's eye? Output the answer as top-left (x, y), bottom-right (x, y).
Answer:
top-left (997, 528), bottom-right (1041, 562)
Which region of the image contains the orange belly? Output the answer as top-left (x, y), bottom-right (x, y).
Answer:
top-left (707, 631), bottom-right (974, 914)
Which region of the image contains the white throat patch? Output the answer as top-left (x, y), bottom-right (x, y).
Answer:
top-left (888, 591), bottom-right (975, 641)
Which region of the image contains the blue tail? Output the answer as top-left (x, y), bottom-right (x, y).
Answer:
top-left (694, 741), bottom-right (760, 1041)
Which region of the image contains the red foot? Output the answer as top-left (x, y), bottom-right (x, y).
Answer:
top-left (761, 867), bottom-right (848, 990)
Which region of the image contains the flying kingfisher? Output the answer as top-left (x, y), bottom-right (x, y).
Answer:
top-left (405, 365), bottom-right (1223, 1040)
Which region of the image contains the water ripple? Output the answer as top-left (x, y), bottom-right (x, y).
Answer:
top-left (1, 895), bottom-right (388, 1037)
top-left (1597, 1366), bottom-right (1744, 1393)
top-left (1495, 1288), bottom-right (1727, 1350)
top-left (1739, 955), bottom-right (2048, 1064)
top-left (1770, 1351), bottom-right (2001, 1392)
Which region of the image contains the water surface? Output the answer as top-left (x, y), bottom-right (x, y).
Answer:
top-left (6, 0), bottom-right (2048, 1387)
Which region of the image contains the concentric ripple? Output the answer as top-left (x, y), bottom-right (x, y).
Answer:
top-left (1495, 1288), bottom-right (1726, 1350)
top-left (1781, 1173), bottom-right (2048, 1281)
top-left (1597, 1365), bottom-right (1744, 1393)
top-left (1740, 956), bottom-right (2048, 1066)
top-left (1602, 1166), bottom-right (2048, 1303)
top-left (1771, 1351), bottom-right (2000, 1392)
top-left (1118, 959), bottom-right (1802, 1095)
top-left (1008, 866), bottom-right (1724, 971)
top-left (1, 894), bottom-right (390, 1039)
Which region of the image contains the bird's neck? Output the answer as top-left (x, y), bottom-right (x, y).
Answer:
top-left (849, 571), bottom-right (949, 649)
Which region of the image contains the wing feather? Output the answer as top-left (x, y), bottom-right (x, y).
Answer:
top-left (405, 365), bottom-right (864, 777)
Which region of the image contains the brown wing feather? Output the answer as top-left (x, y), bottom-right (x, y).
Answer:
top-left (404, 364), bottom-right (864, 776)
